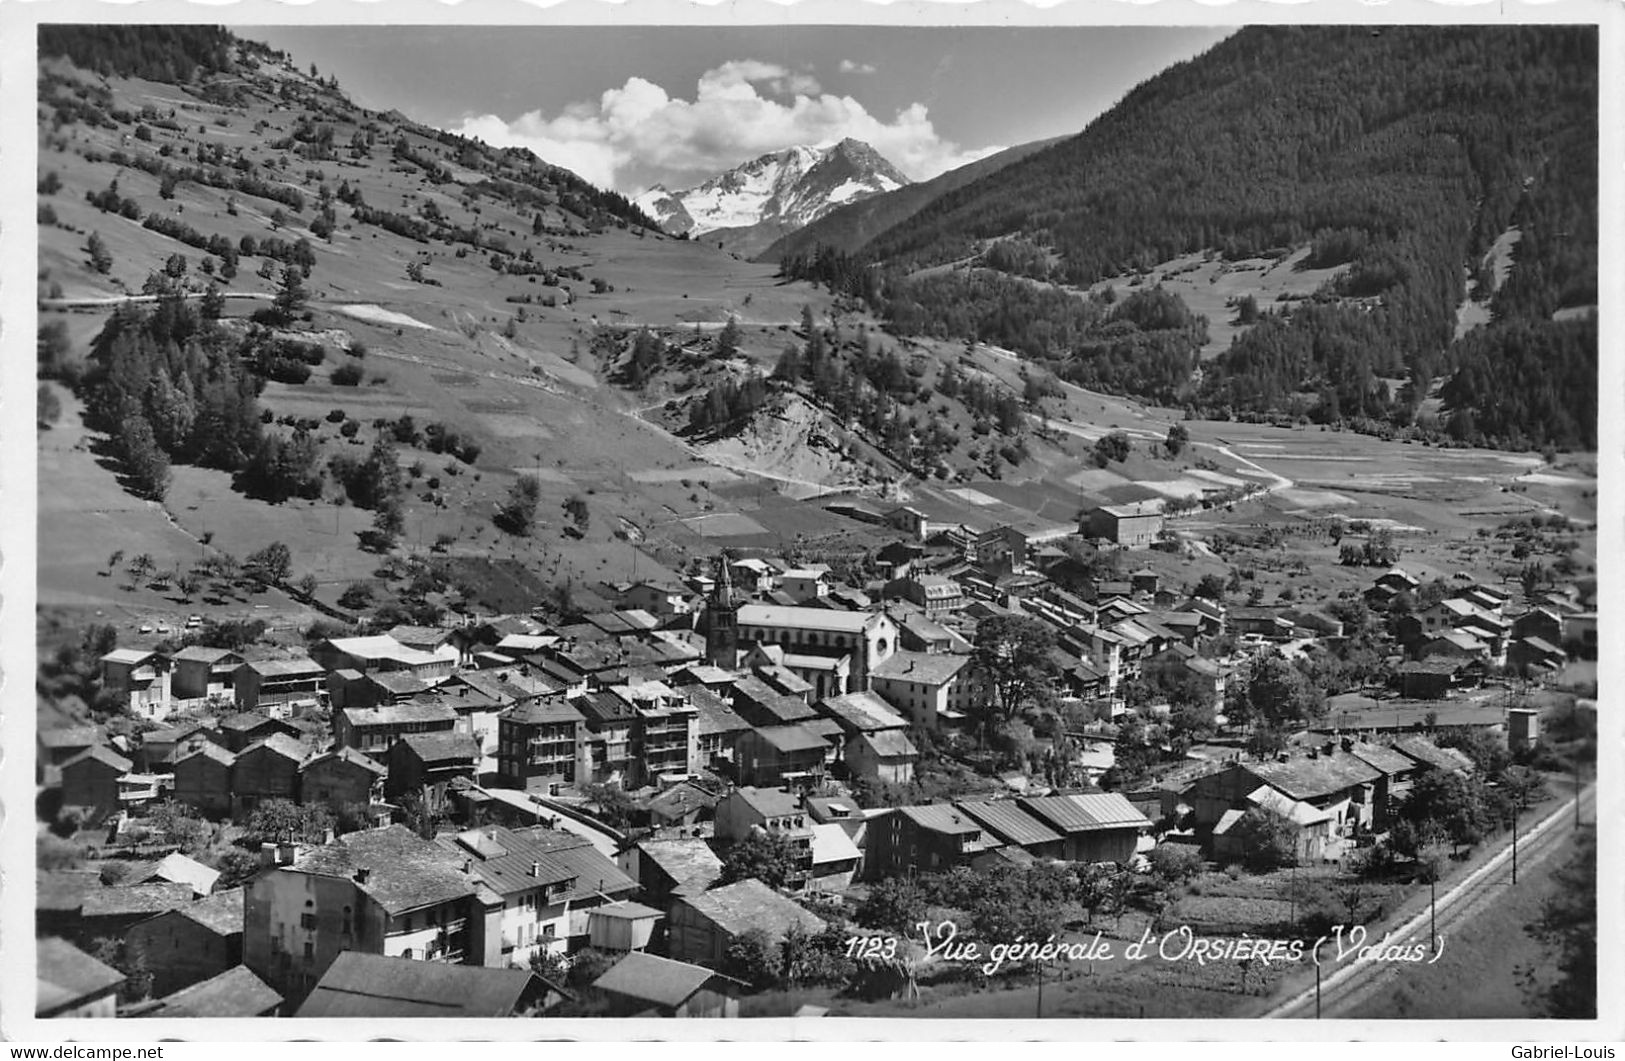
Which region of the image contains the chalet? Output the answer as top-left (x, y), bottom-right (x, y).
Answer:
top-left (846, 729), bottom-right (919, 785)
top-left (336, 700), bottom-right (458, 756)
top-left (137, 723), bottom-right (221, 771)
top-left (1212, 785), bottom-right (1335, 863)
top-left (170, 647), bottom-right (244, 701)
top-left (1508, 635), bottom-right (1567, 674)
top-left (60, 746), bottom-right (133, 820)
top-left (735, 724), bottom-right (830, 788)
top-left (1392, 736), bottom-right (1475, 776)
top-left (1511, 607), bottom-right (1564, 646)
top-left (219, 711), bottom-right (302, 754)
top-left (617, 838), bottom-right (725, 905)
top-left (975, 524), bottom-right (1031, 573)
top-left (386, 732), bottom-right (482, 801)
top-left (1083, 502), bottom-right (1164, 550)
top-left (234, 657), bottom-right (325, 716)
top-left (1227, 607), bottom-right (1296, 641)
top-left (38, 724), bottom-right (106, 777)
top-left (1183, 753), bottom-right (1383, 838)
top-left (37, 938), bottom-right (125, 1019)
top-left (885, 505), bottom-right (929, 540)
top-left (1396, 658), bottom-right (1463, 699)
top-left (299, 747), bottom-right (386, 815)
top-left (807, 822), bottom-right (862, 893)
top-left (437, 825), bottom-right (636, 966)
top-left (779, 568), bottom-right (831, 604)
top-left (727, 557), bottom-right (777, 593)
top-left (592, 951), bottom-right (741, 1018)
top-left (132, 965), bottom-right (283, 1019)
top-left (1562, 611), bottom-right (1598, 658)
top-left (1130, 567), bottom-right (1161, 596)
top-left (496, 695), bottom-right (586, 793)
top-left (667, 879), bottom-right (826, 970)
top-left (645, 779), bottom-right (723, 830)
top-left (867, 804), bottom-right (1003, 879)
top-left (244, 825), bottom-right (481, 1004)
top-left (1344, 741), bottom-right (1419, 828)
top-left (99, 649), bottom-right (173, 720)
top-left (1017, 793), bottom-right (1149, 863)
top-left (125, 887), bottom-right (245, 998)
top-left (295, 953), bottom-right (558, 1018)
top-left (37, 870), bottom-right (101, 940)
top-left (1419, 629), bottom-right (1491, 662)
top-left (230, 734), bottom-right (307, 816)
top-left (715, 786), bottom-right (815, 887)
top-left (128, 852), bottom-right (220, 897)
top-left (615, 581), bottom-right (698, 621)
top-left (171, 742), bottom-right (235, 819)
top-left (955, 799), bottom-right (1066, 861)
top-left (868, 650), bottom-right (976, 732)
top-left (1364, 568), bottom-right (1420, 608)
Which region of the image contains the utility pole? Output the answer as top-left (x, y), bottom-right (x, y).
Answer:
top-left (1430, 873), bottom-right (1437, 954)
top-left (1512, 811), bottom-right (1519, 885)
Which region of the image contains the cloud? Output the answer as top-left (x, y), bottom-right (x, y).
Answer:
top-left (839, 59), bottom-right (877, 75)
top-left (449, 59), bottom-right (993, 194)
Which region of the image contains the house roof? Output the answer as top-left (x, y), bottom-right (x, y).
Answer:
top-left (146, 964), bottom-right (282, 1018)
top-left (1093, 501), bottom-right (1164, 519)
top-left (590, 900), bottom-right (664, 921)
top-left (1519, 635), bottom-right (1564, 655)
top-left (1019, 793), bottom-right (1151, 833)
top-left (869, 650), bottom-right (970, 685)
top-left (1247, 785), bottom-right (1333, 826)
top-left (752, 723), bottom-right (831, 754)
top-left (36, 870), bottom-right (102, 914)
top-left (756, 661), bottom-right (818, 695)
top-left (676, 878), bottom-right (826, 941)
top-left (138, 853), bottom-right (221, 896)
top-left (732, 676), bottom-right (816, 724)
top-left (955, 800), bottom-right (1064, 848)
top-left (856, 729), bottom-right (918, 760)
top-left (687, 687), bottom-right (750, 737)
top-left (571, 689), bottom-right (639, 726)
top-left (293, 825), bottom-right (474, 915)
top-left (238, 733), bottom-right (308, 764)
top-left (175, 886), bottom-right (246, 936)
top-left (101, 648), bottom-right (160, 665)
top-left (500, 694), bottom-right (585, 727)
top-left (440, 825), bottom-right (634, 901)
top-left (736, 604), bottom-right (882, 634)
top-left (896, 804), bottom-right (988, 837)
top-left (342, 701), bottom-right (458, 728)
top-left (82, 883), bottom-right (195, 919)
top-left (1393, 737), bottom-right (1475, 774)
top-left (384, 625), bottom-right (456, 649)
top-left (593, 951), bottom-right (730, 1009)
top-left (300, 746), bottom-right (386, 776)
top-left (1245, 755), bottom-right (1382, 802)
top-left (37, 938), bottom-right (125, 1014)
top-left (646, 781), bottom-right (723, 820)
top-left (817, 691), bottom-right (909, 734)
top-left (397, 731), bottom-right (481, 764)
top-left (39, 725), bottom-right (104, 750)
top-left (1429, 630), bottom-right (1488, 652)
top-left (63, 745), bottom-right (135, 774)
top-left (324, 635), bottom-right (444, 668)
top-left (810, 822), bottom-right (862, 866)
top-left (296, 952), bottom-right (543, 1018)
top-left (240, 657), bottom-right (324, 677)
top-left (170, 646), bottom-right (240, 664)
top-left (635, 838), bottom-right (725, 894)
top-left (220, 711), bottom-right (289, 733)
top-left (730, 785), bottom-right (804, 820)
top-left (1346, 742), bottom-right (1415, 776)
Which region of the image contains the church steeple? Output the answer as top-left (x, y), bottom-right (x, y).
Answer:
top-left (704, 553), bottom-right (740, 669)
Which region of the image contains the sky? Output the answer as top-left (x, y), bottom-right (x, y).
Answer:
top-left (245, 26), bottom-right (1233, 197)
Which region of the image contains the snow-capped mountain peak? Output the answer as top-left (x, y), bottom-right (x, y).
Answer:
top-left (634, 140), bottom-right (910, 242)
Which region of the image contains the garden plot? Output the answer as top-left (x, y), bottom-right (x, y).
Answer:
top-left (481, 415), bottom-right (557, 441)
top-left (947, 487), bottom-right (1003, 506)
top-left (1275, 487), bottom-right (1357, 508)
top-left (1065, 467), bottom-right (1134, 491)
top-left (1133, 476), bottom-right (1218, 500)
top-left (627, 466), bottom-right (743, 484)
top-left (683, 512), bottom-right (769, 537)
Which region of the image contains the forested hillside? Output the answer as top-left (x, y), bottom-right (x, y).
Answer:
top-left (787, 26), bottom-right (1597, 450)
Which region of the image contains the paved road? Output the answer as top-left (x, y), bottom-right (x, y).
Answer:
top-left (1264, 783), bottom-right (1595, 1019)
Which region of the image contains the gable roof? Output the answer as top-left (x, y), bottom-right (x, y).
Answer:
top-left (440, 825), bottom-right (634, 901)
top-left (397, 731), bottom-right (482, 764)
top-left (955, 800), bottom-right (1064, 848)
top-left (675, 878), bottom-right (826, 941)
top-left (170, 646), bottom-right (241, 664)
top-left (1244, 755), bottom-right (1382, 802)
top-left (237, 733), bottom-right (307, 764)
top-left (817, 690), bottom-right (909, 733)
top-left (300, 746), bottom-right (386, 776)
top-left (750, 723), bottom-right (831, 754)
top-left (1019, 793), bottom-right (1151, 833)
top-left (1393, 737), bottom-right (1475, 774)
top-left (136, 852), bottom-right (221, 896)
top-left (810, 822), bottom-right (862, 866)
top-left (62, 745), bottom-right (133, 774)
top-left (896, 804), bottom-right (988, 838)
top-left (174, 886), bottom-right (246, 936)
top-left (855, 729), bottom-right (918, 759)
top-left (869, 650), bottom-right (970, 685)
top-left (37, 938), bottom-right (125, 1014)
top-left (1345, 742), bottom-right (1416, 776)
top-left (296, 952), bottom-right (543, 1018)
top-left (593, 951), bottom-right (735, 1009)
top-left (82, 883), bottom-right (195, 919)
top-left (145, 965), bottom-right (281, 1018)
top-left (292, 825), bottom-right (473, 915)
top-left (687, 686), bottom-right (750, 737)
top-left (1247, 784), bottom-right (1334, 826)
top-left (736, 604), bottom-right (882, 634)
top-left (634, 838), bottom-right (724, 894)
top-left (342, 701), bottom-right (458, 728)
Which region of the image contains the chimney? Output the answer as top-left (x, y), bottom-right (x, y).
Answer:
top-left (354, 867), bottom-right (371, 884)
top-left (463, 858), bottom-right (473, 873)
top-left (531, 861), bottom-right (542, 878)
top-left (258, 841), bottom-right (277, 868)
top-left (278, 841), bottom-right (298, 865)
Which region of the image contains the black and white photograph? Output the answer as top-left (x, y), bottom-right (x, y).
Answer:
top-left (5, 3), bottom-right (1618, 1040)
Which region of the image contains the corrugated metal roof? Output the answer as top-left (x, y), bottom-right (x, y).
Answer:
top-left (1019, 793), bottom-right (1150, 833)
top-left (955, 800), bottom-right (1063, 848)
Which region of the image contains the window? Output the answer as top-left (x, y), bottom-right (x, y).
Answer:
top-left (300, 913), bottom-right (318, 930)
top-left (541, 923), bottom-right (556, 939)
top-left (303, 941), bottom-right (314, 962)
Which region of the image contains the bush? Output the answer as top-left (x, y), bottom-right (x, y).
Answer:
top-left (331, 362), bottom-right (364, 387)
top-left (1146, 844), bottom-right (1204, 885)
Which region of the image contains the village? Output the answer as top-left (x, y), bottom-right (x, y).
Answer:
top-left (36, 499), bottom-right (1599, 1019)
